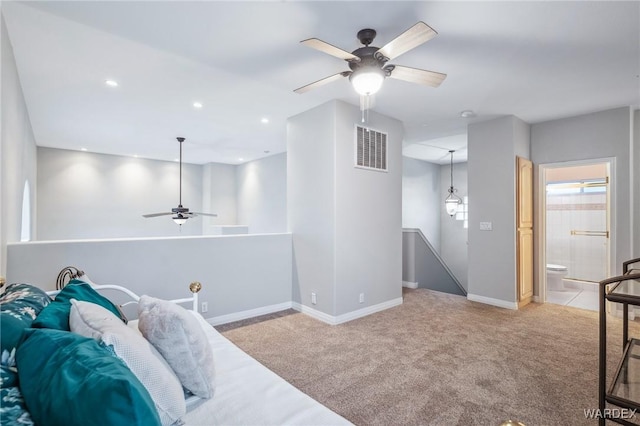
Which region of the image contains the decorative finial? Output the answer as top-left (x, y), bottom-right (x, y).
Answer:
top-left (189, 281), bottom-right (202, 293)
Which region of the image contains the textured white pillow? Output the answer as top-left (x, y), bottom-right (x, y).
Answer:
top-left (69, 299), bottom-right (186, 425)
top-left (138, 295), bottom-right (215, 399)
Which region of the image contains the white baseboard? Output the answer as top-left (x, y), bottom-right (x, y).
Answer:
top-left (467, 293), bottom-right (518, 310)
top-left (292, 297), bottom-right (404, 325)
top-left (206, 301), bottom-right (293, 326)
top-left (402, 281), bottom-right (418, 289)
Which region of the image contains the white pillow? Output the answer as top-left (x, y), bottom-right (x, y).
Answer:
top-left (70, 299), bottom-right (186, 425)
top-left (138, 295), bottom-right (215, 399)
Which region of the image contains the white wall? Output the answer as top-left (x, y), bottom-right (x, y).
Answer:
top-left (402, 157), bottom-right (441, 251)
top-left (440, 162), bottom-right (468, 291)
top-left (531, 107), bottom-right (634, 276)
top-left (6, 234), bottom-right (292, 323)
top-left (237, 153), bottom-right (286, 234)
top-left (1, 14), bottom-right (38, 275)
top-left (202, 162), bottom-right (237, 234)
top-left (467, 116), bottom-right (530, 307)
top-left (36, 147), bottom-right (207, 239)
top-left (36, 147), bottom-right (287, 240)
top-left (288, 100), bottom-right (403, 319)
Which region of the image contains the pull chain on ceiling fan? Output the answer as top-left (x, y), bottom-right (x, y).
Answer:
top-left (294, 21), bottom-right (447, 97)
top-left (142, 137), bottom-right (217, 225)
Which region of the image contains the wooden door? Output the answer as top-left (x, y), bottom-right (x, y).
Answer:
top-left (516, 156), bottom-right (533, 307)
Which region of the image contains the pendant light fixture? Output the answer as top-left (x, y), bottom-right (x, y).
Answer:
top-left (445, 150), bottom-right (462, 217)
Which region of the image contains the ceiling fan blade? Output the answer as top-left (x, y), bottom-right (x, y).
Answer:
top-left (388, 65), bottom-right (447, 87)
top-left (300, 38), bottom-right (361, 62)
top-left (376, 22), bottom-right (437, 61)
top-left (294, 71), bottom-right (350, 94)
top-left (190, 212), bottom-right (218, 217)
top-left (142, 212), bottom-right (173, 218)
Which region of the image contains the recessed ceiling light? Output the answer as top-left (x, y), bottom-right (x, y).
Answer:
top-left (238, 158), bottom-right (244, 162)
top-left (460, 110), bottom-right (476, 118)
top-left (174, 158), bottom-right (180, 162)
top-left (193, 102), bottom-right (203, 109)
top-left (80, 148), bottom-right (87, 151)
top-left (263, 150), bottom-right (270, 154)
top-left (104, 79), bottom-right (118, 87)
top-left (261, 118), bottom-right (269, 124)
top-left (133, 154), bottom-right (138, 158)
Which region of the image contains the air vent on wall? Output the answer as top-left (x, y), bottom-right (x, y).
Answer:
top-left (355, 126), bottom-right (387, 171)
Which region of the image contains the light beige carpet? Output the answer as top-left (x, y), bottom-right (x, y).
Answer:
top-left (217, 288), bottom-right (636, 425)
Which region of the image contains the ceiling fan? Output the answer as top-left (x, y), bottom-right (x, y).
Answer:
top-left (294, 22), bottom-right (447, 96)
top-left (142, 137), bottom-right (217, 225)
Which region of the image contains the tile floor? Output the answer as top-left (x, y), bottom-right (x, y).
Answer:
top-left (547, 279), bottom-right (598, 311)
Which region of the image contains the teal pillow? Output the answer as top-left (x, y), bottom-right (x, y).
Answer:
top-left (0, 283), bottom-right (51, 388)
top-left (17, 328), bottom-right (160, 426)
top-left (33, 280), bottom-right (125, 330)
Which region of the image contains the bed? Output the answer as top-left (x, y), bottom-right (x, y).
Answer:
top-left (0, 269), bottom-right (351, 426)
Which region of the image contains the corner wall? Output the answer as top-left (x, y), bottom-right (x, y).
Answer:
top-left (1, 13), bottom-right (38, 275)
top-left (236, 153), bottom-right (286, 234)
top-left (402, 157), bottom-right (441, 252)
top-left (467, 116), bottom-right (530, 307)
top-left (288, 100), bottom-right (403, 321)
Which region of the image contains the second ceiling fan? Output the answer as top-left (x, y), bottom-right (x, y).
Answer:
top-left (294, 21), bottom-right (447, 96)
top-left (142, 137), bottom-right (217, 226)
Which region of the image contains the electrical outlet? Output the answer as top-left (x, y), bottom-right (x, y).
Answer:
top-left (201, 302), bottom-right (208, 313)
top-left (311, 292), bottom-right (317, 305)
top-left (480, 221), bottom-right (493, 231)
top-left (359, 293), bottom-right (365, 304)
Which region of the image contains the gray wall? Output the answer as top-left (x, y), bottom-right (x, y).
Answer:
top-left (288, 100), bottom-right (403, 318)
top-left (36, 147), bottom-right (206, 239)
top-left (467, 116), bottom-right (530, 306)
top-left (333, 101), bottom-right (403, 316)
top-left (6, 234), bottom-right (292, 322)
top-left (287, 101), bottom-right (336, 313)
top-left (402, 157), bottom-right (441, 252)
top-left (440, 162), bottom-right (468, 291)
top-left (531, 107), bottom-right (634, 278)
top-left (237, 153), bottom-right (286, 234)
top-left (1, 15), bottom-right (38, 274)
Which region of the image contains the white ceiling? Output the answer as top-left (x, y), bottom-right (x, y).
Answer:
top-left (3, 1), bottom-right (639, 165)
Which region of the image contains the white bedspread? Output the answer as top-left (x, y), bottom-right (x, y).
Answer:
top-left (131, 314), bottom-right (352, 426)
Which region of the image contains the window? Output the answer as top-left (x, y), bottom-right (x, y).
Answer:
top-left (20, 181), bottom-right (31, 241)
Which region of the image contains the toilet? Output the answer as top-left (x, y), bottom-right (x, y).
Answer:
top-left (547, 264), bottom-right (568, 291)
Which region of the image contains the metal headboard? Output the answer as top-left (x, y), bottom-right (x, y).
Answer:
top-left (50, 266), bottom-right (202, 311)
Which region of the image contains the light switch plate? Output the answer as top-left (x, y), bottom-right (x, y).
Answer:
top-left (480, 221), bottom-right (493, 231)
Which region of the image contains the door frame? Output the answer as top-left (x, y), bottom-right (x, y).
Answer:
top-left (536, 157), bottom-right (616, 303)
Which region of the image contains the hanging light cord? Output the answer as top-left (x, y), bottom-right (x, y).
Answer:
top-left (178, 137), bottom-right (183, 207)
top-left (449, 150), bottom-right (455, 193)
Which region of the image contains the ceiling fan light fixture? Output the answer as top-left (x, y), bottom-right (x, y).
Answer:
top-left (350, 68), bottom-right (385, 96)
top-left (172, 215), bottom-right (188, 225)
top-left (444, 150), bottom-right (462, 217)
